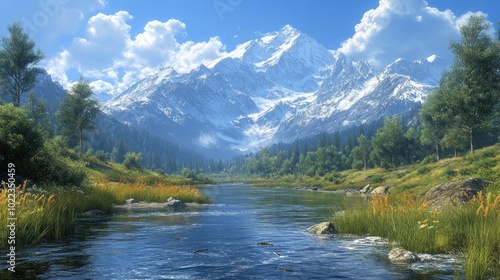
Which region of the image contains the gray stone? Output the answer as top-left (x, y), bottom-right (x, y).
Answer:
top-left (125, 198), bottom-right (138, 204)
top-left (307, 222), bottom-right (336, 234)
top-left (425, 178), bottom-right (491, 209)
top-left (360, 184), bottom-right (371, 194)
top-left (388, 247), bottom-right (420, 264)
top-left (371, 186), bottom-right (390, 195)
top-left (166, 197), bottom-right (186, 209)
top-left (80, 209), bottom-right (105, 218)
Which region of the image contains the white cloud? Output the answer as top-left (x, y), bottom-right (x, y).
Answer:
top-left (337, 0), bottom-right (493, 69)
top-left (45, 11), bottom-right (227, 98)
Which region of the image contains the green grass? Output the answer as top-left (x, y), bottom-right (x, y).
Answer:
top-left (0, 156), bottom-right (210, 249)
top-left (223, 144), bottom-right (500, 196)
top-left (333, 192), bottom-right (500, 279)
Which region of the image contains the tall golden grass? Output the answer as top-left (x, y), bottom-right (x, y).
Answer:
top-left (92, 179), bottom-right (210, 204)
top-left (0, 179), bottom-right (209, 249)
top-left (334, 192), bottom-right (500, 278)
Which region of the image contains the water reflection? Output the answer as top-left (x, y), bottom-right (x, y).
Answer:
top-left (2, 184), bottom-right (459, 279)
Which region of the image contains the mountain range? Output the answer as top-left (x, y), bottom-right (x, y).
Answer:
top-left (100, 25), bottom-right (447, 159)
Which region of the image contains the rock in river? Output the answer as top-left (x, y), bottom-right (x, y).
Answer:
top-left (80, 209), bottom-right (106, 218)
top-left (125, 198), bottom-right (138, 204)
top-left (307, 222), bottom-right (336, 234)
top-left (388, 247), bottom-right (420, 264)
top-left (166, 197), bottom-right (186, 210)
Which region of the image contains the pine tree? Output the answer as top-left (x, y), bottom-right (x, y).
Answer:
top-left (441, 15), bottom-right (500, 152)
top-left (0, 23), bottom-right (44, 107)
top-left (57, 78), bottom-right (100, 156)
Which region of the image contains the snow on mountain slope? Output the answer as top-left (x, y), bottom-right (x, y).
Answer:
top-left (104, 25), bottom-right (448, 158)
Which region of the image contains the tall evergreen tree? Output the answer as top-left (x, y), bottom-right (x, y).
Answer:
top-left (0, 22), bottom-right (44, 107)
top-left (440, 15), bottom-right (500, 152)
top-left (57, 78), bottom-right (100, 156)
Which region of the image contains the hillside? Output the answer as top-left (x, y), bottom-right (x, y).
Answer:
top-left (223, 144), bottom-right (500, 195)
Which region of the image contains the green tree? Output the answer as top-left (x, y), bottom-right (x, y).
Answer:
top-left (441, 128), bottom-right (468, 157)
top-left (370, 117), bottom-right (407, 168)
top-left (123, 152), bottom-right (143, 170)
top-left (0, 22), bottom-right (44, 107)
top-left (24, 91), bottom-right (52, 137)
top-left (420, 88), bottom-right (448, 161)
top-left (57, 78), bottom-right (100, 156)
top-left (350, 134), bottom-right (371, 170)
top-left (440, 15), bottom-right (500, 152)
top-left (112, 139), bottom-right (127, 163)
top-left (0, 103), bottom-right (44, 169)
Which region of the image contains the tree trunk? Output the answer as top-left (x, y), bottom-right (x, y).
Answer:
top-left (435, 143), bottom-right (440, 161)
top-left (470, 128), bottom-right (474, 152)
top-left (80, 130), bottom-right (83, 157)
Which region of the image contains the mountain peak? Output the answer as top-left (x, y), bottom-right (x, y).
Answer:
top-left (426, 54), bottom-right (438, 63)
top-left (279, 24), bottom-right (299, 36)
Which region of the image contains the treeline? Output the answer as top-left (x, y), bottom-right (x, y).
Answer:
top-left (229, 15), bottom-right (500, 177)
top-left (86, 114), bottom-right (219, 173)
top-left (0, 22), bottom-right (213, 186)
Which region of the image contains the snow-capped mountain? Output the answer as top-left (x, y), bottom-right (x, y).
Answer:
top-left (104, 25), bottom-right (448, 158)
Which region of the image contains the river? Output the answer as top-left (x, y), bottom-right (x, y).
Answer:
top-left (4, 184), bottom-right (460, 279)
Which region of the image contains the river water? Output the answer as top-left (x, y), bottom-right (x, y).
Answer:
top-left (4, 184), bottom-right (460, 279)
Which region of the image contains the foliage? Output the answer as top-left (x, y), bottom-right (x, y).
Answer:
top-left (370, 117), bottom-right (409, 168)
top-left (428, 15), bottom-right (500, 152)
top-left (27, 138), bottom-right (87, 186)
top-left (57, 78), bottom-right (100, 155)
top-left (123, 152), bottom-right (143, 170)
top-left (0, 22), bottom-right (44, 107)
top-left (334, 192), bottom-right (500, 278)
top-left (24, 91), bottom-right (52, 137)
top-left (350, 134), bottom-right (372, 170)
top-left (0, 104), bottom-right (44, 169)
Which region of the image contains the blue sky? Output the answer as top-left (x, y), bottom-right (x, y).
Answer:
top-left (1, 0), bottom-right (499, 96)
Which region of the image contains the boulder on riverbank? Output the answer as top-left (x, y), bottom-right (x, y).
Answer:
top-left (307, 222), bottom-right (336, 234)
top-left (370, 186), bottom-right (390, 195)
top-left (424, 178), bottom-right (492, 209)
top-left (166, 197), bottom-right (186, 210)
top-left (80, 209), bottom-right (106, 218)
top-left (125, 198), bottom-right (138, 204)
top-left (388, 247), bottom-right (420, 264)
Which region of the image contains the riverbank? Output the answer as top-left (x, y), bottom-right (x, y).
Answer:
top-left (216, 144), bottom-right (500, 278)
top-left (0, 158), bottom-right (209, 249)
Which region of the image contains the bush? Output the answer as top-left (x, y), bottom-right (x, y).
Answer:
top-left (27, 139), bottom-right (87, 186)
top-left (417, 166), bottom-right (432, 175)
top-left (180, 168), bottom-right (196, 180)
top-left (123, 152), bottom-right (143, 170)
top-left (94, 150), bottom-right (108, 162)
top-left (0, 104), bottom-right (44, 169)
top-left (421, 154), bottom-right (438, 165)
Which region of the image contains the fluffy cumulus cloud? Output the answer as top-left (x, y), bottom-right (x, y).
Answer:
top-left (46, 11), bottom-right (227, 98)
top-left (337, 0), bottom-right (492, 69)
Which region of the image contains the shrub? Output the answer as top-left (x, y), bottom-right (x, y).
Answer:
top-left (0, 104), bottom-right (44, 169)
top-left (123, 152), bottom-right (143, 170)
top-left (180, 168), bottom-right (196, 180)
top-left (27, 139), bottom-right (87, 186)
top-left (421, 154), bottom-right (438, 165)
top-left (94, 150), bottom-right (108, 162)
top-left (417, 166), bottom-right (432, 175)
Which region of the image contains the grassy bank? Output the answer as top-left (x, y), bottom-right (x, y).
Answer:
top-left (333, 192), bottom-right (500, 278)
top-left (224, 144), bottom-right (500, 196)
top-left (0, 158), bottom-right (209, 249)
